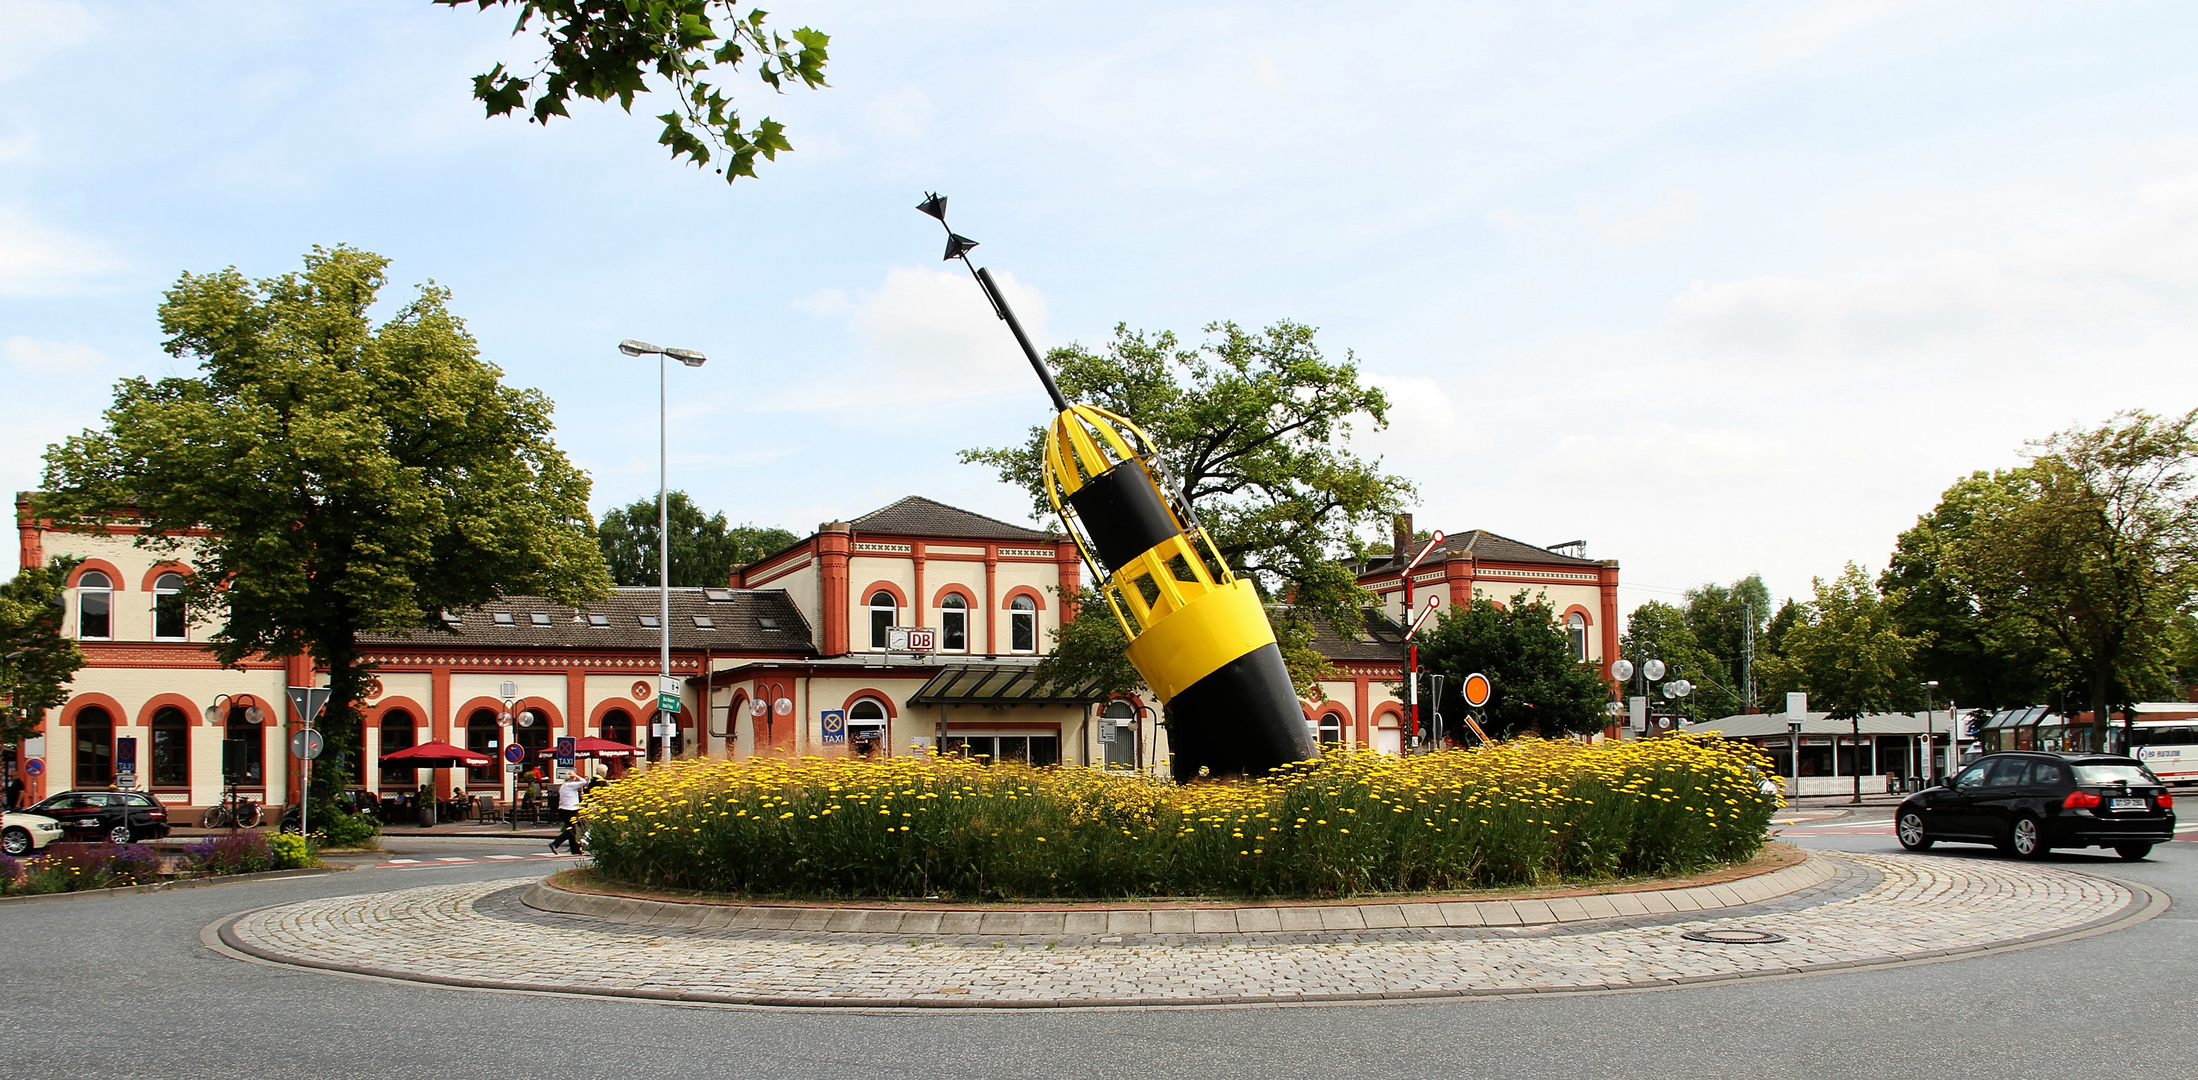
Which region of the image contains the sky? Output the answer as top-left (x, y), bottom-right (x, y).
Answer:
top-left (4, 0), bottom-right (2197, 620)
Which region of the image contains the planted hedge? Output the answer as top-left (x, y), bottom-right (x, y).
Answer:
top-left (584, 735), bottom-right (1779, 900)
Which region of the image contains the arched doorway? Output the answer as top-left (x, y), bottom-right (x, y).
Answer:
top-left (149, 706), bottom-right (190, 789)
top-left (511, 708), bottom-right (552, 771)
top-left (465, 709), bottom-right (500, 786)
top-left (225, 702), bottom-right (265, 786)
top-left (848, 698), bottom-right (888, 757)
top-left (75, 705), bottom-right (114, 787)
top-left (380, 710), bottom-right (418, 788)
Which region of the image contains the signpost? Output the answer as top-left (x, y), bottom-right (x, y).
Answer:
top-left (285, 686), bottom-right (333, 839)
top-left (555, 736), bottom-right (576, 780)
top-left (1458, 672), bottom-right (1493, 745)
top-left (115, 735), bottom-right (138, 790)
top-left (820, 709), bottom-right (847, 746)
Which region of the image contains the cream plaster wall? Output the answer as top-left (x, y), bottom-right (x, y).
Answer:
top-left (849, 556), bottom-right (917, 651)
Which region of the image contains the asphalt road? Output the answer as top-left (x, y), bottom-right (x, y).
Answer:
top-left (2, 824), bottom-right (2191, 1080)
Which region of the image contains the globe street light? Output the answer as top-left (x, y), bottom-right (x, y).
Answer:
top-left (619, 339), bottom-right (707, 767)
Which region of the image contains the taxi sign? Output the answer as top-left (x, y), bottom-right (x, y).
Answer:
top-left (555, 736), bottom-right (576, 768)
top-left (820, 709), bottom-right (847, 746)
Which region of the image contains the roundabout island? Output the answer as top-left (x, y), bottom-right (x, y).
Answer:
top-left (213, 846), bottom-right (2158, 1009)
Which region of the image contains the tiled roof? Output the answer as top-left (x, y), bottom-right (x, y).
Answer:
top-left (1358, 529), bottom-right (1604, 576)
top-left (851, 496), bottom-right (1056, 541)
top-left (1305, 608), bottom-right (1410, 663)
top-left (361, 587), bottom-right (815, 654)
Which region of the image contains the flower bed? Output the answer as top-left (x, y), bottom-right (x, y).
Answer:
top-left (0, 843), bottom-right (164, 895)
top-left (584, 735), bottom-right (1780, 900)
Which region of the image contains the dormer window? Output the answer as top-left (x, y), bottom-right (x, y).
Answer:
top-left (440, 610), bottom-right (463, 625)
top-left (530, 612), bottom-right (552, 626)
top-left (639, 615), bottom-right (660, 628)
top-left (757, 616), bottom-right (780, 631)
top-left (703, 587), bottom-right (734, 602)
top-left (586, 614), bottom-right (609, 627)
top-left (692, 615), bottom-right (716, 629)
top-left (492, 612), bottom-right (514, 625)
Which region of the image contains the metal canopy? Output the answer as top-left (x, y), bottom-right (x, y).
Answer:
top-left (906, 663), bottom-right (1112, 707)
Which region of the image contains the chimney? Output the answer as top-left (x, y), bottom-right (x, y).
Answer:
top-left (1392, 513), bottom-right (1413, 564)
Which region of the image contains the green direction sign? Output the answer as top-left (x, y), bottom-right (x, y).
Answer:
top-left (657, 675), bottom-right (682, 715)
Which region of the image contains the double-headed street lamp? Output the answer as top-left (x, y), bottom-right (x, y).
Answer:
top-left (619, 339), bottom-right (706, 768)
top-left (1609, 657), bottom-right (1692, 736)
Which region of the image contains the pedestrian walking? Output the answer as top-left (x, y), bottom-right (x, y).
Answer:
top-left (3, 773), bottom-right (22, 811)
top-left (549, 768), bottom-right (588, 854)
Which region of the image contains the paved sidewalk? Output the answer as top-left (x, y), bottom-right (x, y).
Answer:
top-left (218, 853), bottom-right (2153, 1009)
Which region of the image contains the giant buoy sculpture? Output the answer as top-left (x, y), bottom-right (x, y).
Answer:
top-left (917, 194), bottom-right (1317, 780)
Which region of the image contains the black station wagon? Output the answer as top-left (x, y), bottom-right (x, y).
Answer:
top-left (1897, 752), bottom-right (2174, 861)
top-left (24, 790), bottom-right (172, 845)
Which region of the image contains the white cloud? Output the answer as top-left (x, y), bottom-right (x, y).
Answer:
top-left (0, 207), bottom-right (123, 296)
top-left (3, 335), bottom-right (104, 370)
top-left (767, 265), bottom-right (1049, 410)
top-left (0, 0), bottom-right (93, 82)
top-left (1354, 372), bottom-right (1465, 462)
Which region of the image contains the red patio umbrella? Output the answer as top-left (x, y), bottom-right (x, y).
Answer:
top-left (381, 740), bottom-right (496, 768)
top-left (534, 735), bottom-right (644, 759)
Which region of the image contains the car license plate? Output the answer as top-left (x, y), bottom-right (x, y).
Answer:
top-left (2109, 797), bottom-right (2147, 810)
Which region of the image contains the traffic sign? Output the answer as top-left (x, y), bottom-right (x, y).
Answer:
top-left (289, 729), bottom-right (325, 760)
top-left (505, 762), bottom-right (523, 775)
top-left (24, 759), bottom-right (42, 777)
top-left (1462, 672), bottom-right (1492, 709)
top-left (555, 737), bottom-right (576, 768)
top-left (285, 685), bottom-right (332, 725)
top-left (657, 675), bottom-right (682, 715)
top-left (503, 743), bottom-right (526, 764)
top-left (820, 709), bottom-right (847, 746)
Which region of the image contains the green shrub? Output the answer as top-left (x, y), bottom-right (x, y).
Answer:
top-left (586, 735), bottom-right (1779, 900)
top-left (267, 832), bottom-right (315, 869)
top-left (309, 806), bottom-right (380, 849)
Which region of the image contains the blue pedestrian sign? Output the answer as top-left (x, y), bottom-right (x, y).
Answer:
top-left (820, 709), bottom-right (846, 746)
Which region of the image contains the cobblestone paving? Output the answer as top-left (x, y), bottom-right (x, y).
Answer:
top-left (220, 854), bottom-right (2142, 1008)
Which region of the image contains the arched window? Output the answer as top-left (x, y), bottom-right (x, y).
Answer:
top-left (153, 572), bottom-right (187, 640)
top-left (75, 705), bottom-right (115, 787)
top-left (380, 710), bottom-right (418, 787)
top-left (77, 570), bottom-right (112, 640)
top-left (225, 702), bottom-right (264, 785)
top-left (466, 709), bottom-right (500, 784)
top-left (600, 709), bottom-right (635, 749)
top-left (1567, 612), bottom-right (1588, 663)
top-left (150, 706), bottom-right (190, 788)
top-left (1009, 594), bottom-right (1037, 654)
top-left (939, 593), bottom-right (969, 653)
top-left (1101, 699), bottom-right (1137, 768)
top-left (1318, 712), bottom-right (1344, 746)
top-left (868, 590), bottom-right (898, 650)
top-left (848, 698), bottom-right (888, 757)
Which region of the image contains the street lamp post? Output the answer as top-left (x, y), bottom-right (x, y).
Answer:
top-left (619, 339), bottom-right (707, 767)
top-left (1921, 680), bottom-right (1941, 787)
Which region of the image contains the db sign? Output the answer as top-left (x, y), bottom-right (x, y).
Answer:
top-left (888, 627), bottom-right (935, 652)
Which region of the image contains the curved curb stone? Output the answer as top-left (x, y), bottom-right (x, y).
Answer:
top-left (521, 856), bottom-right (1837, 937)
top-left (215, 853), bottom-right (2163, 1010)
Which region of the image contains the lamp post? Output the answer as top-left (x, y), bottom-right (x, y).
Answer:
top-left (1921, 679), bottom-right (1941, 787)
top-left (619, 339), bottom-right (707, 767)
top-left (1608, 657), bottom-right (1676, 737)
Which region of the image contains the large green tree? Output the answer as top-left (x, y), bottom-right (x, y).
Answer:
top-left (965, 320), bottom-right (1414, 696)
top-left (438, 0), bottom-right (829, 182)
top-left (1952, 410), bottom-right (2198, 742)
top-left (1779, 563), bottom-right (1921, 721)
top-left (597, 490), bottom-right (796, 586)
top-left (1880, 469), bottom-right (2067, 710)
top-left (1415, 592), bottom-right (1610, 739)
top-left (38, 245), bottom-right (610, 809)
top-left (1618, 600), bottom-right (1725, 721)
top-left (0, 558), bottom-right (86, 748)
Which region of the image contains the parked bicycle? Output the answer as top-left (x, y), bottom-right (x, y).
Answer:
top-left (201, 792), bottom-right (262, 830)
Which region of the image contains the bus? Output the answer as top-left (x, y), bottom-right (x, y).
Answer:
top-left (2127, 703), bottom-right (2198, 785)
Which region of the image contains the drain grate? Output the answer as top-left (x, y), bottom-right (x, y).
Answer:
top-left (1681, 928), bottom-right (1788, 944)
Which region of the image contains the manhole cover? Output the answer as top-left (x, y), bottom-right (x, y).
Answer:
top-left (1681, 928), bottom-right (1788, 944)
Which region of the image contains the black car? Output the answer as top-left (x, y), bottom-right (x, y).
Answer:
top-left (1896, 752), bottom-right (2174, 861)
top-left (25, 790), bottom-right (172, 845)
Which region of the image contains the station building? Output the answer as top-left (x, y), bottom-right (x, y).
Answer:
top-left (10, 492), bottom-right (1619, 820)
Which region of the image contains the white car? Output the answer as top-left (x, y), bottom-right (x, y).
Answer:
top-left (2, 811), bottom-right (66, 857)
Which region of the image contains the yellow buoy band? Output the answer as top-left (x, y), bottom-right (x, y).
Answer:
top-left (1123, 578), bottom-right (1277, 701)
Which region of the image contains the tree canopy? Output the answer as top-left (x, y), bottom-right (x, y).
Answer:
top-left (1415, 592), bottom-right (1610, 739)
top-left (964, 320), bottom-right (1414, 696)
top-left (597, 490), bottom-right (796, 587)
top-left (438, 0), bottom-right (829, 181)
top-left (38, 244), bottom-right (610, 807)
top-left (0, 558), bottom-right (85, 747)
top-left (1779, 563), bottom-right (1921, 721)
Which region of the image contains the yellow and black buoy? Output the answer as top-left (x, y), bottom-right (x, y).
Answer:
top-left (917, 193), bottom-right (1316, 779)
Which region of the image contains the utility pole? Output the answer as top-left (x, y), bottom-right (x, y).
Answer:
top-left (1742, 600), bottom-right (1756, 713)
